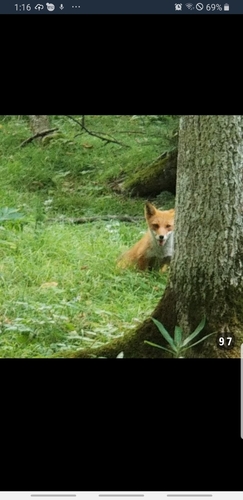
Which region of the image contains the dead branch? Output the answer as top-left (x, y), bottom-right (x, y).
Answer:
top-left (19, 128), bottom-right (59, 147)
top-left (66, 115), bottom-right (130, 148)
top-left (47, 215), bottom-right (144, 224)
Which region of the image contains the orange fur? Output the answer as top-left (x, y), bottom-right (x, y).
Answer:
top-left (118, 202), bottom-right (175, 271)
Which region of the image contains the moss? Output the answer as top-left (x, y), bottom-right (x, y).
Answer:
top-left (56, 284), bottom-right (243, 359)
top-left (62, 320), bottom-right (169, 358)
top-left (123, 149), bottom-right (177, 197)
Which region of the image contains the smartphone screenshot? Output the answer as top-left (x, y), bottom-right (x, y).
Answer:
top-left (0, 113), bottom-right (242, 493)
top-left (0, 0), bottom-right (242, 496)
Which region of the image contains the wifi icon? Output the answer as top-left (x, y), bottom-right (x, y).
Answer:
top-left (185, 2), bottom-right (194, 8)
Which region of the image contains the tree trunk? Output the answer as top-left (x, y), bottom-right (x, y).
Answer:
top-left (68, 116), bottom-right (243, 358)
top-left (28, 115), bottom-right (50, 136)
top-left (171, 115), bottom-right (243, 357)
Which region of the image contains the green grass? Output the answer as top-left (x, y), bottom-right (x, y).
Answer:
top-left (0, 115), bottom-right (176, 357)
top-left (0, 222), bottom-right (167, 357)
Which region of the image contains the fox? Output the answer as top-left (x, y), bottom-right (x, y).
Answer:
top-left (118, 202), bottom-right (175, 272)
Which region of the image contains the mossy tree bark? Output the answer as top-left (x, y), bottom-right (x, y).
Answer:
top-left (70, 116), bottom-right (243, 358)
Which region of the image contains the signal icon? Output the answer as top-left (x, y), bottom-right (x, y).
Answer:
top-left (185, 3), bottom-right (194, 8)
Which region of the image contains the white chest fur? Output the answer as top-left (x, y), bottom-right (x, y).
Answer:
top-left (147, 230), bottom-right (174, 260)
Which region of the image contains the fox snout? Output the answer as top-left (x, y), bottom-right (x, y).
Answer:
top-left (155, 232), bottom-right (171, 246)
top-left (159, 234), bottom-right (165, 243)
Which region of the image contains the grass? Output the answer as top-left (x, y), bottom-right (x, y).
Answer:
top-left (0, 222), bottom-right (167, 357)
top-left (0, 115), bottom-right (176, 357)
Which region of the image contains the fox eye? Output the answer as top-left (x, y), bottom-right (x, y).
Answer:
top-left (152, 223), bottom-right (159, 229)
top-left (166, 224), bottom-right (172, 229)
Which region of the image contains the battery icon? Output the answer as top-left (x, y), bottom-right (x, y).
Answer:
top-left (224, 3), bottom-right (229, 9)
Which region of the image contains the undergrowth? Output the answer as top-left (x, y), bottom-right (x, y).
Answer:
top-left (0, 115), bottom-right (176, 357)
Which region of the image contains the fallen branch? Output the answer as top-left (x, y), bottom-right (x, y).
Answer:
top-left (66, 115), bottom-right (130, 148)
top-left (47, 215), bottom-right (144, 224)
top-left (19, 128), bottom-right (59, 147)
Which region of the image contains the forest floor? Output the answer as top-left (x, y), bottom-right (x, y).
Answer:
top-left (0, 115), bottom-right (176, 357)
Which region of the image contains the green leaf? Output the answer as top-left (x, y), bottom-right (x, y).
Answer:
top-left (181, 316), bottom-right (206, 347)
top-left (0, 207), bottom-right (24, 222)
top-left (181, 332), bottom-right (216, 351)
top-left (144, 340), bottom-right (176, 355)
top-left (151, 317), bottom-right (177, 352)
top-left (174, 325), bottom-right (182, 346)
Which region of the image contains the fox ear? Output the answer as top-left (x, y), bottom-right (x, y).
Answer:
top-left (145, 202), bottom-right (156, 217)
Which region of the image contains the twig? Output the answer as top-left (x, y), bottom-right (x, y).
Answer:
top-left (145, 150), bottom-right (173, 169)
top-left (66, 115), bottom-right (130, 148)
top-left (112, 130), bottom-right (147, 134)
top-left (47, 215), bottom-right (144, 224)
top-left (19, 128), bottom-right (59, 147)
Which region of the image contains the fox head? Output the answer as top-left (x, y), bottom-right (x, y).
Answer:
top-left (145, 202), bottom-right (175, 246)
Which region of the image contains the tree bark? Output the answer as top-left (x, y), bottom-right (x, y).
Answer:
top-left (169, 115), bottom-right (243, 357)
top-left (28, 115), bottom-right (50, 137)
top-left (68, 116), bottom-right (243, 358)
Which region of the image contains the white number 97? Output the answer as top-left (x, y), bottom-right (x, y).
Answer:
top-left (218, 336), bottom-right (232, 347)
